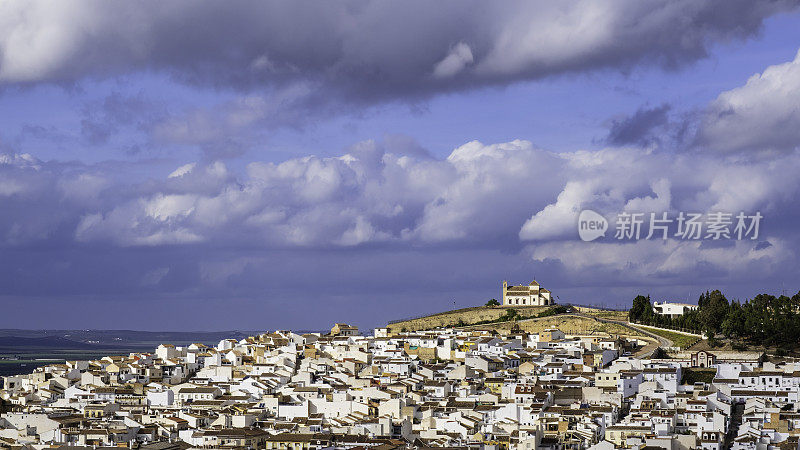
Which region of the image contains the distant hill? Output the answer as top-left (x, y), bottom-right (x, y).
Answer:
top-left (0, 336), bottom-right (108, 350)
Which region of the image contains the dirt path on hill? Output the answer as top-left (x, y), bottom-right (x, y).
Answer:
top-left (572, 313), bottom-right (673, 357)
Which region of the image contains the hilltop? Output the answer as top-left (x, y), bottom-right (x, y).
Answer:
top-left (386, 304), bottom-right (631, 334)
top-left (386, 304), bottom-right (552, 333)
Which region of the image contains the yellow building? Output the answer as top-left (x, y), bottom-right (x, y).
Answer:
top-left (538, 328), bottom-right (565, 342)
top-left (330, 323), bottom-right (359, 336)
top-left (484, 377), bottom-right (504, 394)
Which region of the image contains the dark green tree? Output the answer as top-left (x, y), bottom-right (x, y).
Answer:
top-left (629, 295), bottom-right (653, 323)
top-left (699, 290), bottom-right (729, 335)
top-left (503, 308), bottom-right (519, 321)
top-left (721, 302), bottom-right (746, 339)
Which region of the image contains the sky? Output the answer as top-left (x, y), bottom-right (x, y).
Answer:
top-left (3, 0), bottom-right (800, 331)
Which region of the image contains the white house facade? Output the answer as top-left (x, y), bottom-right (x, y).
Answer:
top-left (653, 301), bottom-right (698, 318)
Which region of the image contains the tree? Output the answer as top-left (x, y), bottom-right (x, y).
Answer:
top-left (721, 302), bottom-right (746, 339)
top-left (486, 299), bottom-right (500, 306)
top-left (629, 295), bottom-right (653, 323)
top-left (698, 291), bottom-right (709, 309)
top-left (503, 309), bottom-right (519, 321)
top-left (699, 290), bottom-right (729, 335)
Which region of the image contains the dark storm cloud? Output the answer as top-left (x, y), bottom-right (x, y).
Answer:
top-left (1, 0), bottom-right (797, 104)
top-left (5, 0), bottom-right (794, 160)
top-left (605, 104), bottom-right (672, 146)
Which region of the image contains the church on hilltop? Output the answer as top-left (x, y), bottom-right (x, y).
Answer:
top-left (502, 280), bottom-right (554, 306)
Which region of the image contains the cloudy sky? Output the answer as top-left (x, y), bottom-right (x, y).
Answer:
top-left (3, 0), bottom-right (800, 331)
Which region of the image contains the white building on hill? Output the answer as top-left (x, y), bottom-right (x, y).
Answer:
top-left (502, 280), bottom-right (553, 306)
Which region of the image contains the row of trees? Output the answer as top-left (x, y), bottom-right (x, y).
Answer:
top-left (629, 290), bottom-right (800, 349)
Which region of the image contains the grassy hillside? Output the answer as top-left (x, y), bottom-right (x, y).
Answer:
top-left (387, 304), bottom-right (636, 335)
top-left (386, 305), bottom-right (550, 332)
top-left (633, 324), bottom-right (700, 349)
top-left (385, 304), bottom-right (666, 356)
top-left (574, 306), bottom-right (628, 321)
top-left (459, 314), bottom-right (632, 335)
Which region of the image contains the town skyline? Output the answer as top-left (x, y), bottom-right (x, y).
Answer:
top-left (3, 299), bottom-right (796, 448)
